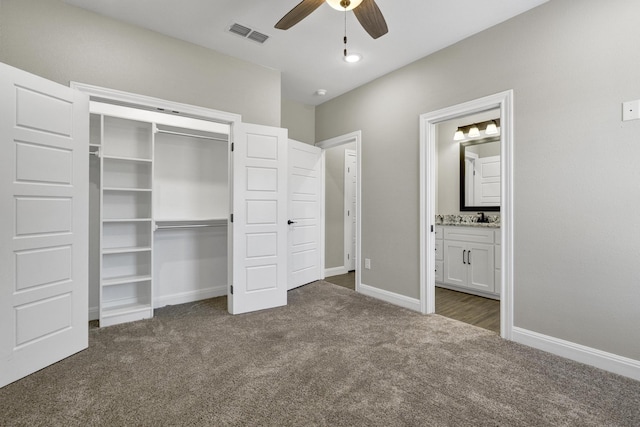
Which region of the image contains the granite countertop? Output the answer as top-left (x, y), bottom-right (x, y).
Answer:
top-left (437, 222), bottom-right (500, 228)
top-left (435, 214), bottom-right (500, 228)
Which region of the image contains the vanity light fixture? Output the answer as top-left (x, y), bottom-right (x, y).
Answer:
top-left (452, 118), bottom-right (501, 141)
top-left (467, 124), bottom-right (480, 138)
top-left (485, 120), bottom-right (498, 135)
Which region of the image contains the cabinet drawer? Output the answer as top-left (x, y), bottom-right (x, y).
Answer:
top-left (435, 226), bottom-right (443, 240)
top-left (443, 226), bottom-right (494, 244)
top-left (435, 240), bottom-right (443, 261)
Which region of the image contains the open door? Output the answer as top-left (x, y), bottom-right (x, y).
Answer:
top-left (287, 139), bottom-right (322, 290)
top-left (0, 63), bottom-right (89, 388)
top-left (344, 149), bottom-right (357, 271)
top-left (229, 123), bottom-right (288, 314)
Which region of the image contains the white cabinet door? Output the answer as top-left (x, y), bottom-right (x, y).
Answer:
top-left (287, 140), bottom-right (322, 290)
top-left (466, 242), bottom-right (494, 292)
top-left (0, 63), bottom-right (89, 387)
top-left (229, 123), bottom-right (288, 314)
top-left (443, 241), bottom-right (467, 287)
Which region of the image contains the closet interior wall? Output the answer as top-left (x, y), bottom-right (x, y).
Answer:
top-left (88, 102), bottom-right (230, 326)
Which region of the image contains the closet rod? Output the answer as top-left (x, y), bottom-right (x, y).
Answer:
top-left (155, 129), bottom-right (228, 142)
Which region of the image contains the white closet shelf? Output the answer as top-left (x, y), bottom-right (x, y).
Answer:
top-left (154, 218), bottom-right (227, 230)
top-left (101, 303), bottom-right (152, 319)
top-left (102, 155), bottom-right (152, 163)
top-left (103, 218), bottom-right (152, 223)
top-left (102, 274), bottom-right (152, 287)
top-left (102, 246), bottom-right (152, 255)
top-left (103, 187), bottom-right (152, 193)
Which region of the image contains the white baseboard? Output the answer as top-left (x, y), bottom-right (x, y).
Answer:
top-left (89, 306), bottom-right (99, 321)
top-left (358, 282), bottom-right (421, 312)
top-left (512, 327), bottom-right (640, 381)
top-left (324, 266), bottom-right (348, 278)
top-left (154, 285), bottom-right (227, 309)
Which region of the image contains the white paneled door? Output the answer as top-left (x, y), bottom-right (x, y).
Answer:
top-left (344, 149), bottom-right (357, 271)
top-left (229, 123), bottom-right (288, 314)
top-left (0, 63), bottom-right (89, 388)
top-left (287, 140), bottom-right (322, 290)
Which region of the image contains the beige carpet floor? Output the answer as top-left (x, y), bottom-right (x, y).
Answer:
top-left (1, 281), bottom-right (639, 426)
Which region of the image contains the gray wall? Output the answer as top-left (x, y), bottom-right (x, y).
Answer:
top-left (316, 0), bottom-right (640, 360)
top-left (325, 142), bottom-right (357, 269)
top-left (281, 99), bottom-right (316, 145)
top-left (0, 0), bottom-right (281, 127)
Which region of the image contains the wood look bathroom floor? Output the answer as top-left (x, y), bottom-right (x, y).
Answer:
top-left (323, 273), bottom-right (500, 334)
top-left (435, 287), bottom-right (500, 334)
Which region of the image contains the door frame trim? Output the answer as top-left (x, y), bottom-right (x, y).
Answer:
top-left (316, 131), bottom-right (362, 292)
top-left (419, 90), bottom-right (514, 339)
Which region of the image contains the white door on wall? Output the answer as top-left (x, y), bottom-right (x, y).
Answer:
top-left (229, 123), bottom-right (288, 314)
top-left (344, 149), bottom-right (357, 271)
top-left (287, 139), bottom-right (322, 290)
top-left (474, 155), bottom-right (500, 206)
top-left (0, 63), bottom-right (89, 388)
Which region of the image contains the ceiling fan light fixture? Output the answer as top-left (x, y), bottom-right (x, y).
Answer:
top-left (344, 52), bottom-right (362, 63)
top-left (326, 0), bottom-right (364, 11)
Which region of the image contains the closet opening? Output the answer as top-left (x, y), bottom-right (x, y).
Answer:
top-left (87, 100), bottom-right (233, 327)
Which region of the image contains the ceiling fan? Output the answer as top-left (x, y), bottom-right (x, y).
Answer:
top-left (275, 0), bottom-right (388, 39)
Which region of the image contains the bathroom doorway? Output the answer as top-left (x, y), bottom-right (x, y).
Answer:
top-left (419, 91), bottom-right (514, 339)
top-left (433, 111), bottom-right (501, 333)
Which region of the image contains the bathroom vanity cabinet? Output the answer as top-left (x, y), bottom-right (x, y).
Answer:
top-left (436, 225), bottom-right (501, 299)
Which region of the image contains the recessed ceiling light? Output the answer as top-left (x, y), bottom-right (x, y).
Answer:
top-left (344, 52), bottom-right (362, 63)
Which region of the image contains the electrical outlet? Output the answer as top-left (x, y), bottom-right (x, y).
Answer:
top-left (622, 100), bottom-right (640, 121)
top-left (365, 258), bottom-right (371, 269)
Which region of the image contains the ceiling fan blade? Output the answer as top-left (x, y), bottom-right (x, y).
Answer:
top-left (275, 0), bottom-right (325, 30)
top-left (353, 0), bottom-right (388, 39)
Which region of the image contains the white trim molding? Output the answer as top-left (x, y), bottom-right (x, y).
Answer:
top-left (358, 283), bottom-right (421, 312)
top-left (325, 266), bottom-right (349, 277)
top-left (419, 90), bottom-right (514, 340)
top-left (512, 327), bottom-right (640, 382)
top-left (70, 81), bottom-right (242, 125)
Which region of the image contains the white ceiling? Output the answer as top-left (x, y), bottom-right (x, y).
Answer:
top-left (63, 0), bottom-right (548, 106)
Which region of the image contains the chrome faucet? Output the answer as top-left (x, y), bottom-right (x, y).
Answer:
top-left (477, 212), bottom-right (486, 223)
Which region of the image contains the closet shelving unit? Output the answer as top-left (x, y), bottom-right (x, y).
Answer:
top-left (96, 115), bottom-right (154, 326)
top-left (90, 102), bottom-right (231, 327)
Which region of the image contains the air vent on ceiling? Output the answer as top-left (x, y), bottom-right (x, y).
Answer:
top-left (228, 23), bottom-right (269, 44)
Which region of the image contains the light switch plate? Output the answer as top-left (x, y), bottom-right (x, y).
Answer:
top-left (622, 100), bottom-right (640, 121)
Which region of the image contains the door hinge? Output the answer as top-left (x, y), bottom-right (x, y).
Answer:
top-left (230, 285), bottom-right (233, 295)
top-left (347, 254), bottom-right (350, 260)
top-left (230, 213), bottom-right (234, 223)
top-left (231, 142), bottom-right (234, 152)
top-left (431, 225), bottom-right (434, 232)
top-left (347, 210), bottom-right (350, 217)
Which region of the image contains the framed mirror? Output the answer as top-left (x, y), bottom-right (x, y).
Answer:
top-left (459, 136), bottom-right (501, 211)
